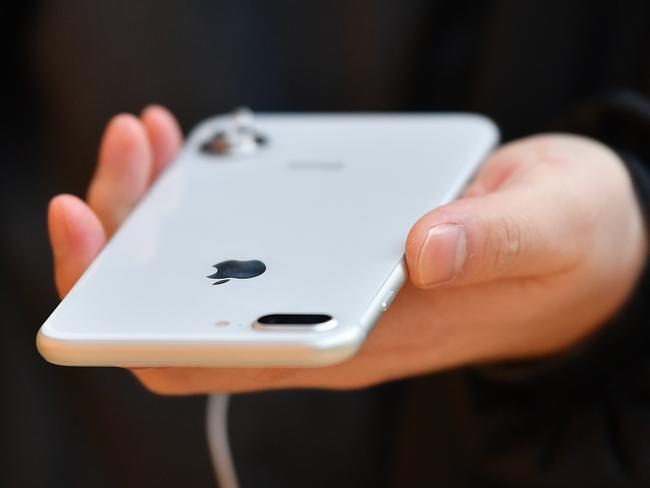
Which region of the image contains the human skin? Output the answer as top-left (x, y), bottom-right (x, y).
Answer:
top-left (47, 106), bottom-right (647, 394)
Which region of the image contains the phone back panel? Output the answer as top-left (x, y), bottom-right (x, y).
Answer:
top-left (38, 114), bottom-right (498, 366)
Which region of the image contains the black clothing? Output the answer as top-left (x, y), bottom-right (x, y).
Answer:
top-left (2, 1), bottom-right (649, 486)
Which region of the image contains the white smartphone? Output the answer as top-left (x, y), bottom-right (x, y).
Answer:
top-left (37, 110), bottom-right (498, 367)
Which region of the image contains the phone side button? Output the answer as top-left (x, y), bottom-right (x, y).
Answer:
top-left (381, 290), bottom-right (396, 312)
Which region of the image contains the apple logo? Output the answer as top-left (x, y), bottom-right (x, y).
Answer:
top-left (207, 259), bottom-right (266, 285)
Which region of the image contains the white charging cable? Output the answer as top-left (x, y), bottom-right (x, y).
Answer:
top-left (206, 394), bottom-right (240, 488)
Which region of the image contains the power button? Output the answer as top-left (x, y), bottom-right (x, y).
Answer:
top-left (381, 290), bottom-right (396, 311)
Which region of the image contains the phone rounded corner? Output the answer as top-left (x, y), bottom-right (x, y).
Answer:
top-left (35, 327), bottom-right (66, 366)
top-left (466, 113), bottom-right (500, 147)
top-left (304, 324), bottom-right (367, 366)
top-left (324, 347), bottom-right (361, 366)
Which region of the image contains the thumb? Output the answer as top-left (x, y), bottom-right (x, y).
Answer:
top-left (405, 184), bottom-right (586, 288)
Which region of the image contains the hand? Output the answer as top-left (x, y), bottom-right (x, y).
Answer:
top-left (48, 108), bottom-right (647, 394)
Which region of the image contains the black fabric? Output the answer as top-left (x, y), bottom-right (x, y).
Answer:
top-left (2, 1), bottom-right (650, 486)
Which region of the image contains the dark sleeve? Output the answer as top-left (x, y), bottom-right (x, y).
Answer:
top-left (467, 90), bottom-right (650, 485)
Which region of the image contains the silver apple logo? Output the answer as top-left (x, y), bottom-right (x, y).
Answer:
top-left (207, 260), bottom-right (266, 285)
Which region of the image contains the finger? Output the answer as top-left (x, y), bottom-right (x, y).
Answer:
top-left (87, 114), bottom-right (153, 237)
top-left (140, 105), bottom-right (183, 180)
top-left (131, 367), bottom-right (297, 395)
top-left (48, 194), bottom-right (106, 298)
top-left (406, 142), bottom-right (590, 288)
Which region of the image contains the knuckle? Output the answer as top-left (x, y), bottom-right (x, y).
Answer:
top-left (488, 216), bottom-right (524, 273)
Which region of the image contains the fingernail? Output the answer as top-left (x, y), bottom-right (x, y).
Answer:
top-left (417, 224), bottom-right (466, 286)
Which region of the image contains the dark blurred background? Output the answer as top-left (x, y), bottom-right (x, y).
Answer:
top-left (2, 1), bottom-right (649, 487)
